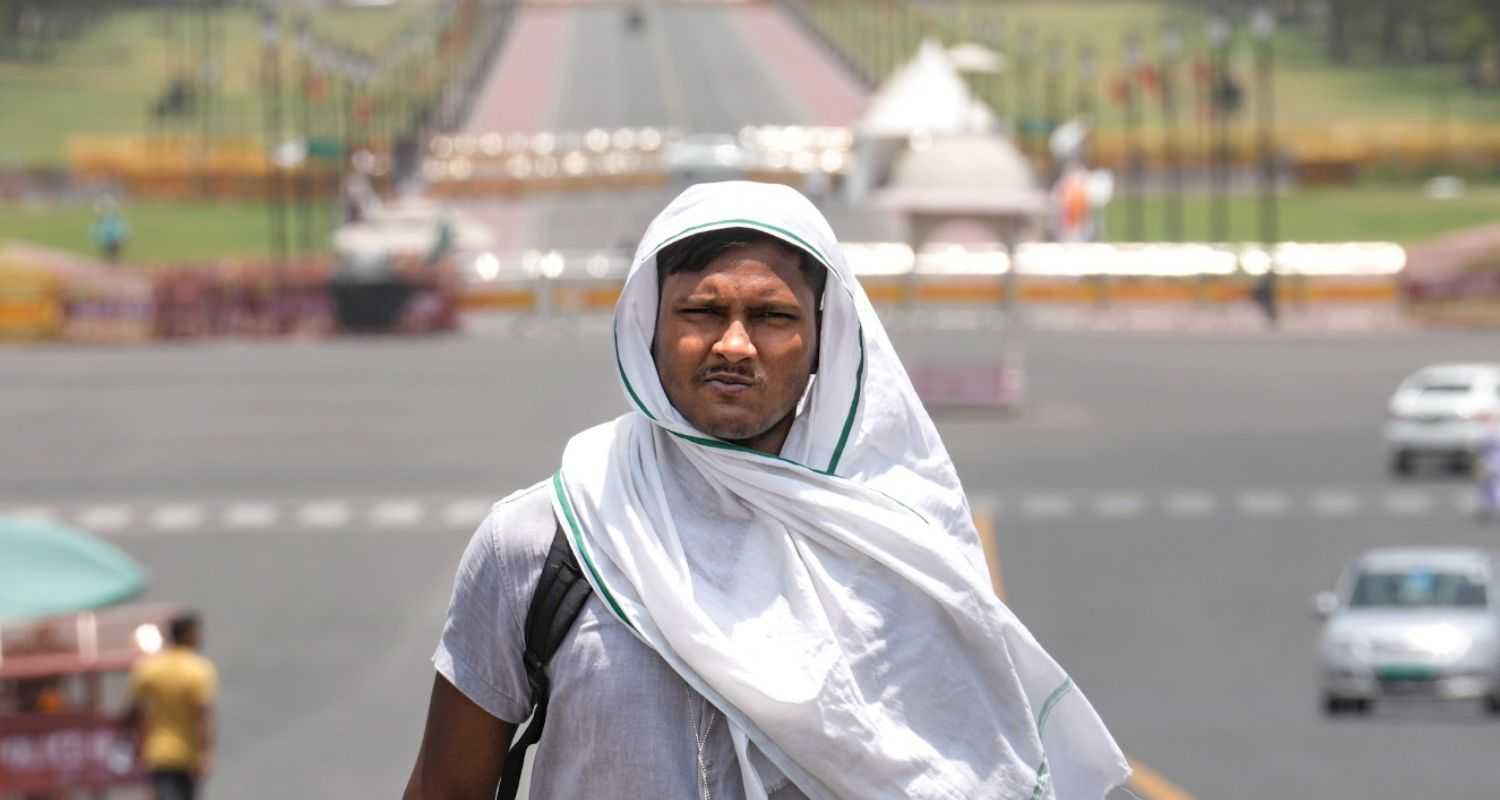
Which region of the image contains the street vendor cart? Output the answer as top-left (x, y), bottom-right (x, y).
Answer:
top-left (0, 516), bottom-right (192, 797)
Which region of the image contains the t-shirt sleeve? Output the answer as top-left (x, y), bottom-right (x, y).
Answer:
top-left (432, 507), bottom-right (533, 724)
top-left (195, 662), bottom-right (218, 705)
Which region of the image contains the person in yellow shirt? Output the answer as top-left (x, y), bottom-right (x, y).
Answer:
top-left (126, 613), bottom-right (217, 800)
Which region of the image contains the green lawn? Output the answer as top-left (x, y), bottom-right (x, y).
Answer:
top-left (308, 0), bottom-right (446, 56)
top-left (804, 0), bottom-right (1500, 134)
top-left (0, 6), bottom-right (442, 167)
top-left (1103, 184), bottom-right (1500, 243)
top-left (0, 199), bottom-right (337, 265)
top-left (0, 10), bottom-right (267, 166)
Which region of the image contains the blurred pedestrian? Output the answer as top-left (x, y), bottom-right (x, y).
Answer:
top-left (343, 150), bottom-right (381, 225)
top-left (405, 182), bottom-right (1128, 799)
top-left (1476, 426), bottom-right (1500, 522)
top-left (91, 195), bottom-right (129, 263)
top-left (125, 613), bottom-right (217, 800)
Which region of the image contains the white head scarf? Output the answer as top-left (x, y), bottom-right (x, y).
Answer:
top-left (553, 181), bottom-right (1128, 799)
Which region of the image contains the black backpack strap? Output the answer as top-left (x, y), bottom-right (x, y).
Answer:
top-left (496, 521), bottom-right (593, 800)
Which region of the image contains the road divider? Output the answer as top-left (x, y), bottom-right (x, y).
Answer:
top-left (1127, 758), bottom-right (1195, 800)
top-left (458, 241), bottom-right (1404, 312)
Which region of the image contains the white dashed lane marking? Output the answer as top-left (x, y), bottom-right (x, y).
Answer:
top-left (371, 500), bottom-right (424, 527)
top-left (1238, 491), bottom-right (1291, 517)
top-left (298, 501), bottom-right (351, 529)
top-left (76, 505), bottom-right (133, 532)
top-left (224, 502), bottom-right (278, 529)
top-left (149, 504), bottom-right (204, 531)
top-left (443, 499), bottom-right (493, 528)
top-left (1385, 490), bottom-right (1433, 516)
top-left (6, 485), bottom-right (1495, 537)
top-left (1163, 492), bottom-right (1218, 517)
top-left (1021, 494), bottom-right (1074, 519)
top-left (1310, 490), bottom-right (1361, 517)
top-left (1093, 493), bottom-right (1146, 518)
top-left (7, 506), bottom-right (57, 522)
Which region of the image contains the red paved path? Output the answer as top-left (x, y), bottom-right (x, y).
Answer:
top-left (463, 9), bottom-right (571, 134)
top-left (730, 5), bottom-right (868, 127)
top-left (458, 9), bottom-right (574, 253)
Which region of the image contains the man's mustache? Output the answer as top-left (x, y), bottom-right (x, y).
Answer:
top-left (697, 364), bottom-right (760, 385)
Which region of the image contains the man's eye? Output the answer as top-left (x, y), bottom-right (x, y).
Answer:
top-left (680, 307), bottom-right (716, 316)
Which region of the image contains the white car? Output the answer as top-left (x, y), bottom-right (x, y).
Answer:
top-left (1315, 547), bottom-right (1500, 716)
top-left (661, 134), bottom-right (751, 181)
top-left (1384, 363), bottom-right (1500, 476)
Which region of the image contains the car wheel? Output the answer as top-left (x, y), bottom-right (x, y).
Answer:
top-left (1390, 450), bottom-right (1416, 478)
top-left (1486, 694), bottom-right (1500, 716)
top-left (1324, 695), bottom-right (1370, 716)
top-left (1448, 452), bottom-right (1474, 475)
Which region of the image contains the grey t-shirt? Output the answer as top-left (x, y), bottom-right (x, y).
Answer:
top-left (434, 479), bottom-right (806, 800)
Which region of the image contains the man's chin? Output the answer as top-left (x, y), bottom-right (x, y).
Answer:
top-left (701, 424), bottom-right (765, 442)
top-left (695, 414), bottom-right (769, 443)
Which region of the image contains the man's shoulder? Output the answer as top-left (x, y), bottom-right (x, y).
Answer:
top-left (184, 650), bottom-right (216, 679)
top-left (132, 649), bottom-right (209, 685)
top-left (162, 648), bottom-right (214, 675)
top-left (475, 478), bottom-right (557, 570)
top-left (488, 477), bottom-right (555, 532)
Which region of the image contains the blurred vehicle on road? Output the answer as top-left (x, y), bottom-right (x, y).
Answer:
top-left (1, 516), bottom-right (195, 795)
top-left (662, 133), bottom-right (751, 182)
top-left (331, 197), bottom-right (486, 333)
top-left (624, 4), bottom-right (644, 31)
top-left (1314, 547), bottom-right (1500, 717)
top-left (1385, 363), bottom-right (1500, 477)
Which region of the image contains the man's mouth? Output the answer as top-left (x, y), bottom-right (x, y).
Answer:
top-left (701, 372), bottom-right (756, 393)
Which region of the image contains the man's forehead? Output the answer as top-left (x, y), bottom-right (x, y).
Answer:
top-left (670, 261), bottom-right (810, 299)
top-left (704, 238), bottom-right (803, 267)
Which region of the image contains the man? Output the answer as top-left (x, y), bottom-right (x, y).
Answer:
top-left (126, 613), bottom-right (217, 800)
top-left (1476, 424), bottom-right (1500, 522)
top-left (407, 182), bottom-right (1127, 799)
top-left (91, 195), bottom-right (128, 263)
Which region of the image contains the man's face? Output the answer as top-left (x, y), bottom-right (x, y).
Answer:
top-left (654, 241), bottom-right (819, 454)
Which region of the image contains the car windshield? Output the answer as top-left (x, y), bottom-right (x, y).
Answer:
top-left (1349, 569), bottom-right (1488, 609)
top-left (1415, 382), bottom-right (1473, 394)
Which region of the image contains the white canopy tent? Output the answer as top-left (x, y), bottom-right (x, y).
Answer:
top-left (847, 38), bottom-right (999, 201)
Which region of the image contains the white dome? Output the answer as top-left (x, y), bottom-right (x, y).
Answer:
top-left (876, 133), bottom-right (1047, 224)
top-left (888, 134), bottom-right (1036, 195)
top-left (856, 39), bottom-right (997, 139)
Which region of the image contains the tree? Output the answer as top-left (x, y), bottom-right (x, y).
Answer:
top-left (1326, 0), bottom-right (1352, 63)
top-left (1379, 0), bottom-right (1404, 64)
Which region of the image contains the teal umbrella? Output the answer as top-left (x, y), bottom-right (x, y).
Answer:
top-left (0, 516), bottom-right (146, 622)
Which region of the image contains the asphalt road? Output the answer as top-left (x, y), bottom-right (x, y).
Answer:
top-left (458, 2), bottom-right (898, 256)
top-left (7, 2), bottom-right (1500, 797)
top-left (6, 318), bottom-right (1500, 798)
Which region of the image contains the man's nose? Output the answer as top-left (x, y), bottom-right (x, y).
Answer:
top-left (712, 319), bottom-right (756, 362)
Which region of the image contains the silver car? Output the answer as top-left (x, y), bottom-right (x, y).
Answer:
top-left (661, 134), bottom-right (752, 182)
top-left (1385, 363), bottom-right (1500, 476)
top-left (1314, 547), bottom-right (1500, 716)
